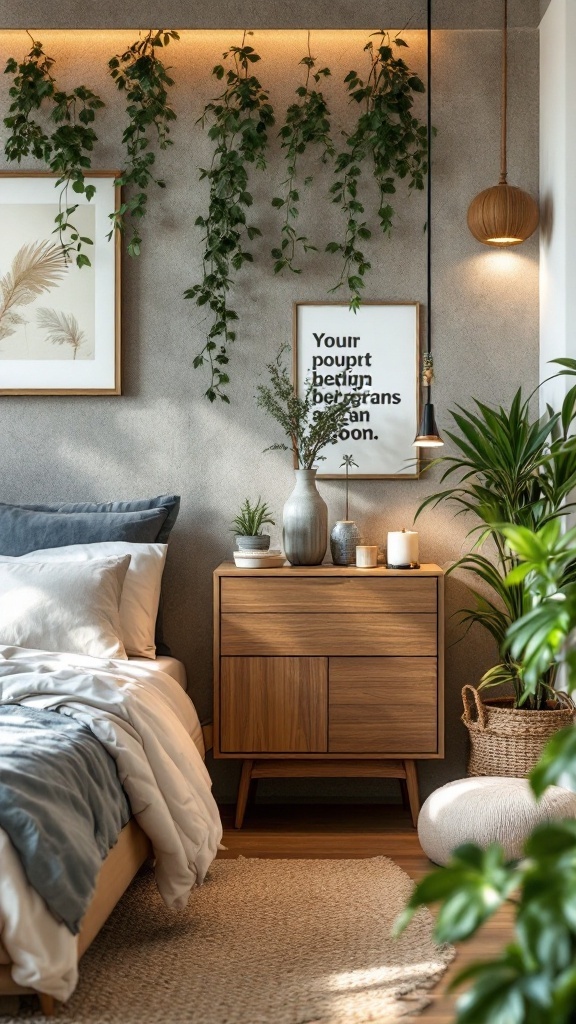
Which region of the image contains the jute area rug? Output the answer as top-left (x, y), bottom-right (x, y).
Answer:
top-left (3, 857), bottom-right (454, 1024)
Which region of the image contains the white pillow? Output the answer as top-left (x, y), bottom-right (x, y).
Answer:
top-left (0, 556), bottom-right (131, 659)
top-left (3, 541), bottom-right (168, 659)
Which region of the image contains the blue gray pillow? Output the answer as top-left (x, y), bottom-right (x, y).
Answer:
top-left (8, 494), bottom-right (180, 545)
top-left (0, 495), bottom-right (180, 655)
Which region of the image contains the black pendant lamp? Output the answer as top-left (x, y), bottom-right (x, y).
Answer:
top-left (414, 0), bottom-right (444, 449)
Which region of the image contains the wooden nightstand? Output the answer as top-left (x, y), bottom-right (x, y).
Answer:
top-left (213, 562), bottom-right (444, 827)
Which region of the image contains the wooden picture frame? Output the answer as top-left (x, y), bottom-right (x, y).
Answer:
top-left (293, 301), bottom-right (420, 479)
top-left (0, 171), bottom-right (121, 395)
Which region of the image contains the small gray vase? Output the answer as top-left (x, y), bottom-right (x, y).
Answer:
top-left (330, 520), bottom-right (361, 566)
top-left (283, 468), bottom-right (327, 566)
top-left (236, 535), bottom-right (271, 551)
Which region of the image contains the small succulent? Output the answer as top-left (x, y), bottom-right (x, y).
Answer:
top-left (231, 497), bottom-right (275, 537)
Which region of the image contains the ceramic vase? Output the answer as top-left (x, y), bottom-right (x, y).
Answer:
top-left (330, 520), bottom-right (361, 566)
top-left (283, 469), bottom-right (327, 566)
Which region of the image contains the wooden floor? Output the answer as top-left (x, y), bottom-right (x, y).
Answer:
top-left (218, 804), bottom-right (514, 1023)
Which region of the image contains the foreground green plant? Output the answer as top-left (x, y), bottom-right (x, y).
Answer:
top-left (415, 370), bottom-right (576, 709)
top-left (256, 346), bottom-right (355, 469)
top-left (231, 497), bottom-right (275, 536)
top-left (271, 37), bottom-right (333, 275)
top-left (108, 29), bottom-right (179, 257)
top-left (187, 35), bottom-right (274, 403)
top-left (327, 31), bottom-right (428, 309)
top-left (3, 34), bottom-right (104, 267)
top-left (397, 511), bottom-right (576, 1024)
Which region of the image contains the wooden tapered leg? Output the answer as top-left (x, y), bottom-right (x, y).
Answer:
top-left (235, 760), bottom-right (254, 829)
top-left (403, 760), bottom-right (420, 828)
top-left (38, 994), bottom-right (55, 1016)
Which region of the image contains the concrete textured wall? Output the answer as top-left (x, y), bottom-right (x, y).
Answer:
top-left (0, 18), bottom-right (540, 804)
top-left (1, 1), bottom-right (541, 29)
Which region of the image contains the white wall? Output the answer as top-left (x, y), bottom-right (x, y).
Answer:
top-left (540, 0), bottom-right (576, 409)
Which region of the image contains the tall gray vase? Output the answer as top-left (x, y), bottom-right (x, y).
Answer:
top-left (283, 468), bottom-right (328, 566)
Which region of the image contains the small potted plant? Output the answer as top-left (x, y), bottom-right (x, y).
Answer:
top-left (231, 498), bottom-right (275, 551)
top-left (256, 347), bottom-right (355, 565)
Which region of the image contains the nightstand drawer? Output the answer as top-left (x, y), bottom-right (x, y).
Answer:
top-left (329, 705), bottom-right (438, 754)
top-left (330, 657), bottom-right (438, 705)
top-left (329, 658), bottom-right (438, 753)
top-left (221, 576), bottom-right (437, 614)
top-left (221, 613), bottom-right (437, 656)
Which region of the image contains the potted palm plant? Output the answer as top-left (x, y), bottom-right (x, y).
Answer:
top-left (231, 497), bottom-right (275, 551)
top-left (397, 520), bottom-right (576, 1023)
top-left (256, 347), bottom-right (355, 565)
top-left (416, 362), bottom-right (576, 775)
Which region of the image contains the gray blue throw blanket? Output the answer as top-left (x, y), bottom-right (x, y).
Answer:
top-left (0, 704), bottom-right (130, 934)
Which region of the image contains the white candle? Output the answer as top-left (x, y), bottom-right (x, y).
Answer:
top-left (356, 545), bottom-right (378, 568)
top-left (387, 530), bottom-right (419, 568)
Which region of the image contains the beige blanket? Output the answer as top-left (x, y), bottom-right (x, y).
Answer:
top-left (0, 646), bottom-right (221, 1000)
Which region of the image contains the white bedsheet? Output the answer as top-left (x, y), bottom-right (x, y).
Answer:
top-left (0, 645), bottom-right (222, 1000)
top-left (129, 655), bottom-right (188, 690)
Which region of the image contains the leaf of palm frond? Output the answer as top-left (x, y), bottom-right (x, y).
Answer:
top-left (452, 553), bottom-right (511, 593)
top-left (457, 606), bottom-right (509, 647)
top-left (0, 242), bottom-right (68, 335)
top-left (36, 307), bottom-right (86, 351)
top-left (479, 661), bottom-right (521, 690)
top-left (449, 412), bottom-right (505, 469)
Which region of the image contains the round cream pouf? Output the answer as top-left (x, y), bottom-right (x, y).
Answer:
top-left (418, 776), bottom-right (576, 865)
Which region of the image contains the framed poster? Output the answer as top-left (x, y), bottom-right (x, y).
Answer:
top-left (0, 172), bottom-right (120, 395)
top-left (294, 301), bottom-right (420, 479)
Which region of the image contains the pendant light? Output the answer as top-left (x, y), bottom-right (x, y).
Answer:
top-left (467, 0), bottom-right (539, 246)
top-left (414, 0), bottom-right (444, 449)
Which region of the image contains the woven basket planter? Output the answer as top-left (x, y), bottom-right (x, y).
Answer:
top-left (462, 685), bottom-right (575, 778)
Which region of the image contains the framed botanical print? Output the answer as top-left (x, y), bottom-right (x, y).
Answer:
top-left (294, 301), bottom-right (420, 479)
top-left (0, 172), bottom-right (120, 395)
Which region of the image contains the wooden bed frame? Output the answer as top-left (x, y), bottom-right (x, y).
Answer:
top-left (0, 723), bottom-right (214, 1015)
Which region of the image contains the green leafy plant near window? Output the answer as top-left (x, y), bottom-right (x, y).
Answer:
top-left (108, 29), bottom-right (179, 258)
top-left (186, 35), bottom-right (275, 404)
top-left (256, 346), bottom-right (355, 468)
top-left (415, 370), bottom-right (576, 710)
top-left (271, 36), bottom-right (334, 275)
top-left (231, 497), bottom-right (275, 537)
top-left (3, 34), bottom-right (104, 268)
top-left (327, 31), bottom-right (428, 310)
top-left (396, 513), bottom-right (576, 1024)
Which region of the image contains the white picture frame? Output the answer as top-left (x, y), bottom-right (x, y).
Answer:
top-left (0, 172), bottom-right (121, 395)
top-left (294, 301), bottom-right (420, 479)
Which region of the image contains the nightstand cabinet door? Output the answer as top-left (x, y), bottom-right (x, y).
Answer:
top-left (328, 657), bottom-right (438, 754)
top-left (220, 656), bottom-right (328, 754)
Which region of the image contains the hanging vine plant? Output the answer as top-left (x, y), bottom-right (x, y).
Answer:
top-left (271, 36), bottom-right (333, 275)
top-left (185, 34), bottom-right (274, 403)
top-left (108, 29), bottom-right (179, 257)
top-left (327, 31), bottom-right (428, 310)
top-left (3, 34), bottom-right (104, 268)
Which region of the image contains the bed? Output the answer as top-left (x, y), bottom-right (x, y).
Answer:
top-left (0, 496), bottom-right (221, 1014)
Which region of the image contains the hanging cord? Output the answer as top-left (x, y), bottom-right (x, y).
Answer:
top-left (500, 0), bottom-right (508, 183)
top-left (425, 0), bottom-right (433, 396)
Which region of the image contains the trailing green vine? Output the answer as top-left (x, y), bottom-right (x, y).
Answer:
top-left (108, 29), bottom-right (179, 257)
top-left (185, 35), bottom-right (274, 403)
top-left (3, 34), bottom-right (104, 268)
top-left (271, 35), bottom-right (333, 275)
top-left (327, 31), bottom-right (428, 310)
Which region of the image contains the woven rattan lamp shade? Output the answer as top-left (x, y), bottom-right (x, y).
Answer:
top-left (467, 182), bottom-right (539, 246)
top-left (467, 0), bottom-right (539, 247)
